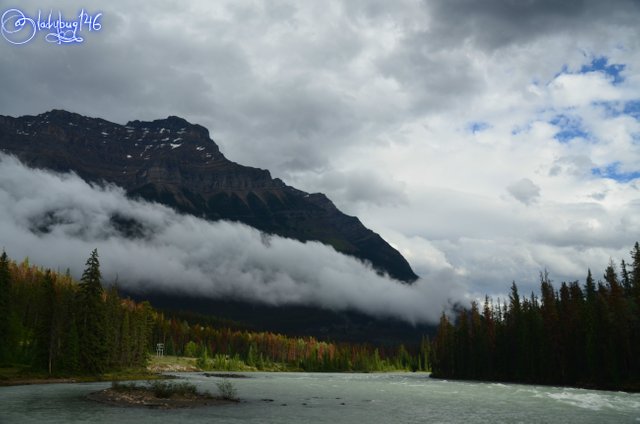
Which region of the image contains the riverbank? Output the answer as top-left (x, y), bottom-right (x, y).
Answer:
top-left (0, 354), bottom-right (414, 387)
top-left (0, 354), bottom-right (279, 387)
top-left (0, 364), bottom-right (163, 387)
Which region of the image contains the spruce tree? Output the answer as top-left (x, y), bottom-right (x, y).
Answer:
top-left (76, 249), bottom-right (107, 374)
top-left (603, 260), bottom-right (620, 292)
top-left (133, 302), bottom-right (152, 367)
top-left (631, 242), bottom-right (640, 300)
top-left (34, 270), bottom-right (58, 374)
top-left (0, 251), bottom-right (13, 363)
top-left (104, 286), bottom-right (122, 369)
top-left (60, 291), bottom-right (80, 374)
top-left (620, 260), bottom-right (631, 294)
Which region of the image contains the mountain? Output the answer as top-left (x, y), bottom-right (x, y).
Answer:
top-left (0, 109), bottom-right (418, 282)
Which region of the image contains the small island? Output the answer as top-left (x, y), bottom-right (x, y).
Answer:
top-left (87, 380), bottom-right (239, 409)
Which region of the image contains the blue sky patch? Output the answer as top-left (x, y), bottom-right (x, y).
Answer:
top-left (468, 121), bottom-right (490, 134)
top-left (623, 100), bottom-right (640, 120)
top-left (550, 114), bottom-right (589, 142)
top-left (593, 100), bottom-right (621, 117)
top-left (580, 56), bottom-right (625, 85)
top-left (591, 162), bottom-right (640, 182)
top-left (593, 100), bottom-right (640, 120)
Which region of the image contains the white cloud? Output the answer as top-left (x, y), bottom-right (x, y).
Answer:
top-left (549, 72), bottom-right (622, 108)
top-left (0, 154), bottom-right (467, 324)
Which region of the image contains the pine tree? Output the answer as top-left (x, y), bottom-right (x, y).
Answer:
top-left (0, 251), bottom-right (13, 363)
top-left (603, 260), bottom-right (620, 293)
top-left (58, 287), bottom-right (80, 373)
top-left (133, 302), bottom-right (152, 367)
top-left (34, 270), bottom-right (58, 374)
top-left (540, 271), bottom-right (560, 383)
top-left (631, 242), bottom-right (640, 301)
top-left (104, 286), bottom-right (122, 368)
top-left (419, 336), bottom-right (431, 371)
top-left (507, 282), bottom-right (523, 379)
top-left (76, 249), bottom-right (107, 374)
top-left (119, 310), bottom-right (132, 366)
top-left (620, 260), bottom-right (631, 294)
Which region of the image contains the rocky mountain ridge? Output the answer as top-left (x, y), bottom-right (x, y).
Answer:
top-left (0, 110), bottom-right (418, 282)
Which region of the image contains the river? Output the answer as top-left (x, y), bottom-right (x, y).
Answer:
top-left (1, 372), bottom-right (638, 423)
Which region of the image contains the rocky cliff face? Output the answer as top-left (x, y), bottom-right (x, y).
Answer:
top-left (0, 110), bottom-right (418, 282)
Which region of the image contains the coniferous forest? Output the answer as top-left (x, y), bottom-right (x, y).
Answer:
top-left (4, 244), bottom-right (639, 390)
top-left (430, 242), bottom-right (640, 391)
top-left (0, 249), bottom-right (430, 377)
top-left (0, 250), bottom-right (153, 376)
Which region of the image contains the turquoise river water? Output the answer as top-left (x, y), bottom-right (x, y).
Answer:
top-left (1, 372), bottom-right (639, 423)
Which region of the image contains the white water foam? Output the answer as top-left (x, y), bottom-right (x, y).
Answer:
top-left (548, 391), bottom-right (640, 411)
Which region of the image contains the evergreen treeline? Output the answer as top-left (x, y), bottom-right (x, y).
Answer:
top-left (430, 242), bottom-right (640, 390)
top-left (153, 312), bottom-right (431, 372)
top-left (0, 250), bottom-right (153, 375)
top-left (0, 249), bottom-right (430, 375)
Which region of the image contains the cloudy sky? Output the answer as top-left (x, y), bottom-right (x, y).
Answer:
top-left (1, 0), bottom-right (640, 302)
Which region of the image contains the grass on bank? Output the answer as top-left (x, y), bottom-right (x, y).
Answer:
top-left (148, 355), bottom-right (198, 372)
top-left (0, 363), bottom-right (163, 386)
top-left (1, 350), bottom-right (415, 387)
top-left (0, 354), bottom-right (284, 387)
top-left (150, 353), bottom-right (299, 372)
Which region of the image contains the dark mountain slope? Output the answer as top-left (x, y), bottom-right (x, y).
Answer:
top-left (0, 109), bottom-right (418, 282)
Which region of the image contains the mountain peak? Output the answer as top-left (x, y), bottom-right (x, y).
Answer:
top-left (126, 115), bottom-right (210, 139)
top-left (38, 109), bottom-right (108, 124)
top-left (0, 111), bottom-right (418, 282)
top-left (43, 109), bottom-right (77, 118)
